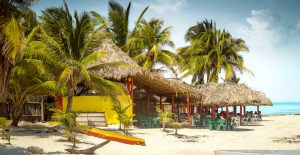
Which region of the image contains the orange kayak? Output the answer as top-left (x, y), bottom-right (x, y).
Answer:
top-left (85, 128), bottom-right (145, 146)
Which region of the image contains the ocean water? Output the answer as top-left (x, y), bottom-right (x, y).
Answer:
top-left (228, 102), bottom-right (300, 115)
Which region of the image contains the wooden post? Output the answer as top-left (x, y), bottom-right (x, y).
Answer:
top-left (257, 105), bottom-right (259, 113)
top-left (243, 105), bottom-right (246, 117)
top-left (160, 96), bottom-right (163, 110)
top-left (187, 93), bottom-right (190, 127)
top-left (171, 95), bottom-right (175, 113)
top-left (226, 103), bottom-right (229, 120)
top-left (59, 96), bottom-right (63, 111)
top-left (147, 92), bottom-right (150, 114)
top-left (240, 104), bottom-right (242, 125)
top-left (131, 76), bottom-right (134, 103)
top-left (233, 104), bottom-right (236, 116)
top-left (199, 102), bottom-right (202, 116)
top-left (211, 104), bottom-right (214, 117)
top-left (127, 76), bottom-right (131, 96)
top-left (41, 96), bottom-right (44, 122)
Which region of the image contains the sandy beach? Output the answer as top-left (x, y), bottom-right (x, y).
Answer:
top-left (0, 115), bottom-right (299, 155)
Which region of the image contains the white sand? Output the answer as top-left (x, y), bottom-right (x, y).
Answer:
top-left (1, 115), bottom-right (300, 155)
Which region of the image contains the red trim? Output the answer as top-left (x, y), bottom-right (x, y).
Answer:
top-left (86, 131), bottom-right (145, 146)
top-left (59, 96), bottom-right (63, 111)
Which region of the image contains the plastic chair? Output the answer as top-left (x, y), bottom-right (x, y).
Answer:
top-left (216, 119), bottom-right (226, 130)
top-left (207, 119), bottom-right (216, 130)
top-left (151, 117), bottom-right (161, 128)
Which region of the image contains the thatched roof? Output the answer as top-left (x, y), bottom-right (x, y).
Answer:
top-left (200, 82), bottom-right (246, 107)
top-left (95, 39), bottom-right (200, 97)
top-left (251, 91), bottom-right (272, 106)
top-left (133, 71), bottom-right (201, 97)
top-left (95, 39), bottom-right (142, 80)
top-left (198, 82), bottom-right (272, 107)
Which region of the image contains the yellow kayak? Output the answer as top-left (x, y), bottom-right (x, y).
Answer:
top-left (86, 128), bottom-right (145, 146)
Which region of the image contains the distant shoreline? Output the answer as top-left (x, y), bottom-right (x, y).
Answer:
top-left (263, 113), bottom-right (300, 117)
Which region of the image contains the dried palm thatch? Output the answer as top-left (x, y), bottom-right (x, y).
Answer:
top-left (201, 82), bottom-right (246, 107)
top-left (94, 39), bottom-right (201, 98)
top-left (197, 82), bottom-right (272, 107)
top-left (251, 91), bottom-right (272, 106)
top-left (134, 72), bottom-right (201, 97)
top-left (93, 39), bottom-right (142, 80)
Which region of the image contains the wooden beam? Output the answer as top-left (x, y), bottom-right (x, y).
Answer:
top-left (171, 95), bottom-right (175, 113)
top-left (187, 92), bottom-right (190, 127)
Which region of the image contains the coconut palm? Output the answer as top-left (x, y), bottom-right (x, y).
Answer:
top-left (178, 20), bottom-right (252, 85)
top-left (107, 1), bottom-right (148, 51)
top-left (0, 0), bottom-right (37, 99)
top-left (40, 1), bottom-right (128, 113)
top-left (156, 107), bottom-right (173, 132)
top-left (126, 19), bottom-right (177, 70)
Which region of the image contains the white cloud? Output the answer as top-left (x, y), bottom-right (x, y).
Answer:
top-left (133, 0), bottom-right (186, 14)
top-left (227, 10), bottom-right (300, 102)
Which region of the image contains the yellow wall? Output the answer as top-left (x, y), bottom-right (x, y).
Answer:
top-left (62, 95), bottom-right (132, 124)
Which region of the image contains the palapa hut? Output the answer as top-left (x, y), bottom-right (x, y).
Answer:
top-left (55, 39), bottom-right (201, 126)
top-left (197, 82), bottom-right (272, 121)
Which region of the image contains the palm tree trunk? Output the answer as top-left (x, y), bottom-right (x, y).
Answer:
top-left (0, 56), bottom-right (12, 100)
top-left (66, 88), bottom-right (74, 113)
top-left (11, 106), bottom-right (22, 127)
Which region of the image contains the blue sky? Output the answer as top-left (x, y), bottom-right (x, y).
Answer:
top-left (32, 0), bottom-right (300, 102)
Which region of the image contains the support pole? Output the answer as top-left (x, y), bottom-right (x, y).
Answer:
top-left (187, 93), bottom-right (190, 127)
top-left (233, 104), bottom-right (236, 116)
top-left (131, 76), bottom-right (134, 112)
top-left (243, 105), bottom-right (246, 117)
top-left (59, 96), bottom-right (63, 111)
top-left (257, 105), bottom-right (259, 113)
top-left (240, 104), bottom-right (242, 125)
top-left (160, 96), bottom-right (162, 110)
top-left (199, 102), bottom-right (202, 116)
top-left (211, 104), bottom-right (214, 117)
top-left (226, 103), bottom-right (229, 120)
top-left (147, 92), bottom-right (150, 115)
top-left (41, 96), bottom-right (44, 122)
top-left (171, 95), bottom-right (175, 113)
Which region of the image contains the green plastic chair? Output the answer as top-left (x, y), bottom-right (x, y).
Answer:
top-left (139, 116), bottom-right (149, 128)
top-left (151, 117), bottom-right (160, 128)
top-left (207, 119), bottom-right (216, 130)
top-left (216, 119), bottom-right (226, 131)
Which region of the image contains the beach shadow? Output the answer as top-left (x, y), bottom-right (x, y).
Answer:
top-left (243, 124), bottom-right (264, 126)
top-left (0, 144), bottom-right (30, 155)
top-left (55, 138), bottom-right (95, 145)
top-left (230, 128), bottom-right (254, 132)
top-left (167, 134), bottom-right (208, 143)
top-left (10, 131), bottom-right (62, 138)
top-left (261, 120), bottom-right (273, 122)
top-left (46, 151), bottom-right (66, 154)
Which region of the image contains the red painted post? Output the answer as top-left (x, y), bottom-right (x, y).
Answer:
top-left (243, 105), bottom-right (246, 117)
top-left (240, 104), bottom-right (242, 125)
top-left (59, 96), bottom-right (63, 111)
top-left (226, 103), bottom-right (229, 120)
top-left (211, 104), bottom-right (214, 117)
top-left (187, 93), bottom-right (190, 127)
top-left (233, 105), bottom-right (236, 116)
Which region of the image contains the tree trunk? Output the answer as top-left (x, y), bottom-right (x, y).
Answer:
top-left (11, 108), bottom-right (22, 127)
top-left (65, 140), bottom-right (110, 154)
top-left (0, 56), bottom-right (12, 100)
top-left (66, 88), bottom-right (74, 113)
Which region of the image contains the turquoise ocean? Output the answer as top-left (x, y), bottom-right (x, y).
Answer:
top-left (229, 102), bottom-right (300, 115)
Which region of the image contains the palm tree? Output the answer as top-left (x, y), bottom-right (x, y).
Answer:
top-left (126, 19), bottom-right (177, 70)
top-left (0, 0), bottom-right (37, 99)
top-left (107, 0), bottom-right (148, 52)
top-left (178, 20), bottom-right (252, 85)
top-left (40, 1), bottom-right (128, 113)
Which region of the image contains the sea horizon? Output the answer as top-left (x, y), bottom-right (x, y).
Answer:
top-left (243, 102), bottom-right (300, 115)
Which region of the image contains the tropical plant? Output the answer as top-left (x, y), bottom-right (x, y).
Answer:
top-left (0, 0), bottom-right (37, 99)
top-left (40, 1), bottom-right (128, 112)
top-left (111, 100), bottom-right (131, 130)
top-left (178, 19), bottom-right (252, 85)
top-left (169, 119), bottom-right (189, 135)
top-left (0, 117), bottom-right (10, 136)
top-left (0, 117), bottom-right (11, 144)
top-left (121, 113), bottom-right (136, 135)
top-left (51, 109), bottom-right (79, 147)
top-left (126, 19), bottom-right (177, 71)
top-left (156, 107), bottom-right (173, 132)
